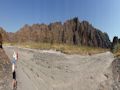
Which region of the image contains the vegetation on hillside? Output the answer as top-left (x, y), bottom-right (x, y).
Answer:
top-left (3, 42), bottom-right (108, 55)
top-left (111, 36), bottom-right (120, 57)
top-left (112, 43), bottom-right (120, 57)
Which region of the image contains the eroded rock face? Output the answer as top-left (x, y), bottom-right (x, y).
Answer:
top-left (6, 17), bottom-right (111, 48)
top-left (111, 36), bottom-right (120, 52)
top-left (15, 17), bottom-right (111, 48)
top-left (111, 36), bottom-right (120, 49)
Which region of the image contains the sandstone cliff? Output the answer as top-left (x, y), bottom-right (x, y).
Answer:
top-left (0, 17), bottom-right (111, 48)
top-left (13, 17), bottom-right (111, 48)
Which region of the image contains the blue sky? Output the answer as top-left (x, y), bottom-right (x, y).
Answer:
top-left (0, 0), bottom-right (119, 40)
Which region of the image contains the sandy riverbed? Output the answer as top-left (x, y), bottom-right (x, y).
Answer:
top-left (4, 46), bottom-right (115, 90)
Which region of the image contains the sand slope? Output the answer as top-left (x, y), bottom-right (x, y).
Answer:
top-left (4, 46), bottom-right (115, 90)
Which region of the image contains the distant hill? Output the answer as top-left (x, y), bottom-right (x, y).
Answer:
top-left (0, 27), bottom-right (8, 43)
top-left (1, 17), bottom-right (111, 48)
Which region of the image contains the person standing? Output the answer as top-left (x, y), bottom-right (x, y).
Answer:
top-left (12, 50), bottom-right (18, 89)
top-left (12, 61), bottom-right (17, 89)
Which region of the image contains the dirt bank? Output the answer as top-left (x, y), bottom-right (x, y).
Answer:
top-left (0, 48), bottom-right (11, 90)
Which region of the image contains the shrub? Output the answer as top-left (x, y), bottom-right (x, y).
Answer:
top-left (112, 43), bottom-right (120, 53)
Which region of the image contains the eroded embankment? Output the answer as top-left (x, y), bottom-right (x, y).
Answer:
top-left (0, 48), bottom-right (11, 90)
top-left (111, 58), bottom-right (120, 90)
top-left (98, 57), bottom-right (120, 90)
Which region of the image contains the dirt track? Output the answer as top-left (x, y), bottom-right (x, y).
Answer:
top-left (4, 46), bottom-right (115, 90)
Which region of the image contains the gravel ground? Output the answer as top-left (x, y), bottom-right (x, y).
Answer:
top-left (3, 46), bottom-right (117, 90)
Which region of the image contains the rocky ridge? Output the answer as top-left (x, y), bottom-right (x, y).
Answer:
top-left (0, 17), bottom-right (111, 48)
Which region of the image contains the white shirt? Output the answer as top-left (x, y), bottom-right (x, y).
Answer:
top-left (13, 52), bottom-right (17, 60)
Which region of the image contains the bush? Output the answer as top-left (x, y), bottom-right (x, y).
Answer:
top-left (112, 43), bottom-right (120, 53)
